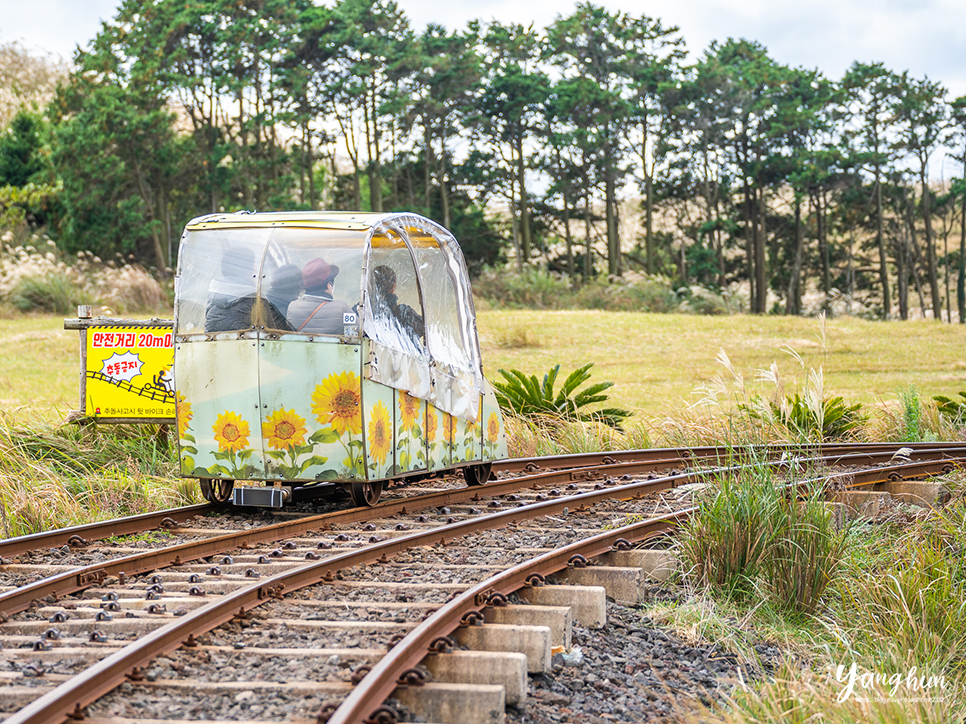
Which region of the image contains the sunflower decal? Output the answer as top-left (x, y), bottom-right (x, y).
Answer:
top-left (426, 406), bottom-right (438, 443)
top-left (396, 390), bottom-right (425, 473)
top-left (368, 400), bottom-right (392, 467)
top-left (176, 392), bottom-right (193, 439)
top-left (442, 412), bottom-right (457, 445)
top-left (262, 407), bottom-right (327, 479)
top-left (399, 390), bottom-right (420, 431)
top-left (487, 412), bottom-right (500, 444)
top-left (207, 410), bottom-right (256, 480)
top-left (262, 408), bottom-right (307, 450)
top-left (213, 411), bottom-right (251, 452)
top-left (312, 371), bottom-right (362, 436)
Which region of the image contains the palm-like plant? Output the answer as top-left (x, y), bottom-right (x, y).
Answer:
top-left (491, 363), bottom-right (630, 429)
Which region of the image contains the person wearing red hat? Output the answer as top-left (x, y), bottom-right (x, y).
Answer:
top-left (287, 258), bottom-right (352, 334)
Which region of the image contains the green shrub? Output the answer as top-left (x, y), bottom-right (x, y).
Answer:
top-left (934, 391), bottom-right (966, 422)
top-left (492, 363), bottom-right (631, 429)
top-left (680, 464), bottom-right (847, 613)
top-left (10, 269), bottom-right (78, 313)
top-left (771, 393), bottom-right (866, 441)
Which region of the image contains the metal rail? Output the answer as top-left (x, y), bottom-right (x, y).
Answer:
top-left (0, 504), bottom-right (214, 559)
top-left (1, 441), bottom-right (948, 560)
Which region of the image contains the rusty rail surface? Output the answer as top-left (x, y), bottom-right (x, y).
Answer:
top-left (0, 441), bottom-right (950, 560)
top-left (2, 445), bottom-right (963, 618)
top-left (0, 504), bottom-right (215, 559)
top-left (329, 509), bottom-right (690, 724)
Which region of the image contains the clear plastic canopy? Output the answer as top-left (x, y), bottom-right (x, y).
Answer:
top-left (175, 211), bottom-right (483, 420)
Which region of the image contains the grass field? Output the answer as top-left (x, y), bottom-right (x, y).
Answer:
top-left (4, 311), bottom-right (966, 421)
top-left (480, 310), bottom-right (966, 418)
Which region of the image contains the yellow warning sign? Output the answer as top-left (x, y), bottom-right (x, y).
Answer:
top-left (85, 326), bottom-right (175, 419)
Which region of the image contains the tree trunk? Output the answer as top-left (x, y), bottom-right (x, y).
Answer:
top-left (920, 168), bottom-right (942, 319)
top-left (788, 197), bottom-right (805, 315)
top-left (437, 140), bottom-right (451, 230)
top-left (755, 187), bottom-right (767, 314)
top-left (368, 86), bottom-right (383, 212)
top-left (644, 125), bottom-right (655, 275)
top-left (897, 237), bottom-right (909, 320)
top-left (516, 134), bottom-right (530, 264)
top-left (583, 186), bottom-right (592, 281)
top-left (605, 163), bottom-right (619, 277)
top-left (875, 169), bottom-right (890, 318)
top-left (960, 179), bottom-right (966, 323)
top-left (744, 181), bottom-right (755, 310)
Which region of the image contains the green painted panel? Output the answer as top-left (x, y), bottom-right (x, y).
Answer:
top-left (362, 380), bottom-right (395, 480)
top-left (258, 339), bottom-right (364, 482)
top-left (175, 339), bottom-right (264, 480)
top-left (395, 389), bottom-right (427, 475)
top-left (457, 407), bottom-right (483, 464)
top-left (426, 403), bottom-right (447, 472)
top-left (482, 378), bottom-right (508, 461)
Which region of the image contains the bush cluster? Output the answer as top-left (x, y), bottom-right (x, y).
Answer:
top-left (472, 266), bottom-right (735, 315)
top-left (0, 231), bottom-right (169, 316)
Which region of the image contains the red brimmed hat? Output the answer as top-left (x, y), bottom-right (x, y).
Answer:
top-left (302, 258), bottom-right (339, 289)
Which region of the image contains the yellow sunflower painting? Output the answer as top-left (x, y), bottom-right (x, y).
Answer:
top-left (312, 371), bottom-right (362, 436)
top-left (487, 411), bottom-right (500, 444)
top-left (368, 400), bottom-right (392, 466)
top-left (426, 406), bottom-right (438, 443)
top-left (213, 411), bottom-right (251, 452)
top-left (398, 390), bottom-right (420, 431)
top-left (262, 408), bottom-right (308, 450)
top-left (442, 412), bottom-right (457, 445)
top-left (176, 392), bottom-right (193, 439)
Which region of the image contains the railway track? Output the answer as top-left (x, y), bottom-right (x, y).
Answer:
top-left (0, 443), bottom-right (961, 724)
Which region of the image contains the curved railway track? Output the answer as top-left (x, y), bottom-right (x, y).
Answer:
top-left (0, 443), bottom-right (962, 724)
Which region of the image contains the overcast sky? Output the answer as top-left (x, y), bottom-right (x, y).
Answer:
top-left (3, 0), bottom-right (965, 98)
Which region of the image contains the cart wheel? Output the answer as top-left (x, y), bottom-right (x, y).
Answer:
top-left (199, 478), bottom-right (234, 505)
top-left (350, 481), bottom-right (383, 507)
top-left (463, 463), bottom-right (492, 487)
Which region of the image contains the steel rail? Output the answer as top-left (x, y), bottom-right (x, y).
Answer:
top-left (0, 441), bottom-right (948, 560)
top-left (328, 509), bottom-right (691, 724)
top-left (0, 455), bottom-right (689, 616)
top-left (7, 452), bottom-right (964, 724)
top-left (492, 441), bottom-right (966, 474)
top-left (0, 505), bottom-right (215, 559)
top-left (3, 445), bottom-right (963, 617)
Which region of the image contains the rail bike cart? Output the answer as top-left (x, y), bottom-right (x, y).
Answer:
top-left (173, 211), bottom-right (507, 508)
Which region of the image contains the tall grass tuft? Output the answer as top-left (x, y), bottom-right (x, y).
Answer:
top-left (678, 462), bottom-right (848, 614)
top-left (689, 660), bottom-right (957, 724)
top-left (764, 483), bottom-right (849, 615)
top-left (677, 459), bottom-right (783, 597)
top-left (0, 415), bottom-right (195, 537)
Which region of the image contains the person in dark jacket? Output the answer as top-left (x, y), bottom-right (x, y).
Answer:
top-left (287, 258), bottom-right (352, 334)
top-left (263, 264), bottom-right (302, 328)
top-left (371, 265), bottom-right (425, 343)
top-left (205, 247), bottom-right (257, 332)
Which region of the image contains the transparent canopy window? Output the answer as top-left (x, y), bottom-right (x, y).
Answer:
top-left (365, 229), bottom-right (426, 359)
top-left (176, 227), bottom-right (365, 336)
